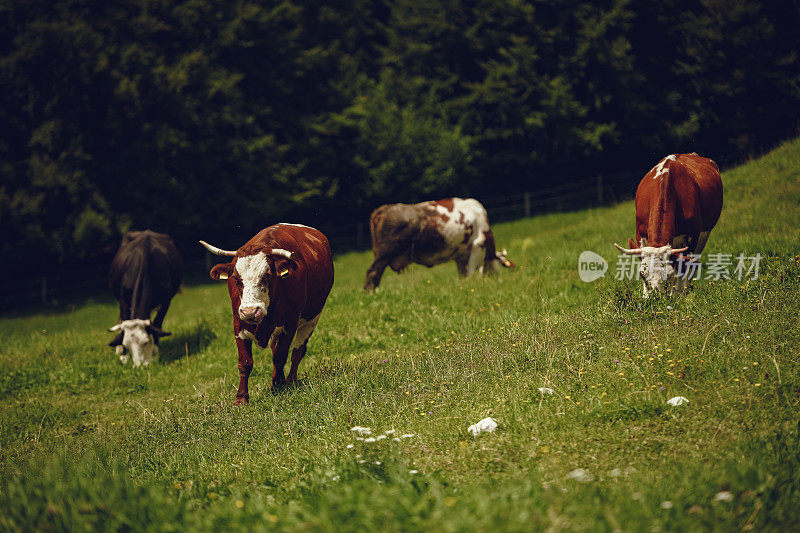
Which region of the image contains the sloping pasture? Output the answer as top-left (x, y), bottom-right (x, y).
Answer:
top-left (1, 140), bottom-right (799, 531)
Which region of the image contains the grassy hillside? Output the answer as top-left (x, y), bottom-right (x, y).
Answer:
top-left (1, 140), bottom-right (799, 531)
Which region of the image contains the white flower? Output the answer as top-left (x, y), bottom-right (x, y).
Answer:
top-left (538, 387), bottom-right (554, 395)
top-left (660, 501), bottom-right (673, 509)
top-left (609, 468), bottom-right (622, 478)
top-left (468, 417), bottom-right (498, 436)
top-left (374, 461), bottom-right (381, 465)
top-left (358, 460), bottom-right (366, 464)
top-left (392, 437), bottom-right (401, 442)
top-left (667, 396), bottom-right (689, 406)
top-left (346, 444), bottom-right (354, 449)
top-left (713, 491), bottom-right (734, 502)
top-left (332, 475), bottom-right (340, 481)
top-left (376, 435), bottom-right (387, 441)
top-left (385, 429), bottom-right (396, 435)
top-left (350, 426), bottom-right (372, 436)
top-left (409, 470), bottom-right (418, 474)
top-left (364, 437), bottom-right (376, 443)
top-left (565, 468), bottom-right (592, 483)
top-left (400, 433), bottom-right (415, 439)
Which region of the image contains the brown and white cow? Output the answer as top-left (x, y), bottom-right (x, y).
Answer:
top-left (201, 223), bottom-right (334, 405)
top-left (614, 153), bottom-right (723, 297)
top-left (364, 197), bottom-right (513, 292)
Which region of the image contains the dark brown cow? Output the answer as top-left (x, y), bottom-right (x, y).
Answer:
top-left (614, 153), bottom-right (723, 296)
top-left (201, 223), bottom-right (334, 405)
top-left (108, 230), bottom-right (183, 366)
top-left (364, 197), bottom-right (513, 292)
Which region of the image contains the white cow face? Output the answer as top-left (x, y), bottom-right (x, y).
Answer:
top-left (108, 319), bottom-right (168, 366)
top-left (637, 246), bottom-right (676, 297)
top-left (235, 252), bottom-right (272, 324)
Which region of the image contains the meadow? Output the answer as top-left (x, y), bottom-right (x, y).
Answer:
top-left (1, 140), bottom-right (799, 531)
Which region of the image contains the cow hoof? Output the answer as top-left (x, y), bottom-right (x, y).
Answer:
top-left (233, 397), bottom-right (249, 406)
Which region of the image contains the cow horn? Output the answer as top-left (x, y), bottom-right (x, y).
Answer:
top-left (614, 243), bottom-right (642, 255)
top-left (271, 249), bottom-right (294, 260)
top-left (199, 240), bottom-right (236, 257)
top-left (670, 246), bottom-right (689, 255)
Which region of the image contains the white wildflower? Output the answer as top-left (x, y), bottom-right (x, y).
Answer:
top-left (661, 501), bottom-right (673, 509)
top-left (609, 468), bottom-right (622, 478)
top-left (376, 435), bottom-right (387, 441)
top-left (667, 396), bottom-right (689, 406)
top-left (350, 426), bottom-right (372, 436)
top-left (392, 437), bottom-right (401, 442)
top-left (332, 475), bottom-right (340, 481)
top-left (346, 444), bottom-right (354, 449)
top-left (374, 461), bottom-right (381, 465)
top-left (385, 429), bottom-right (396, 435)
top-left (538, 387), bottom-right (554, 395)
top-left (358, 460), bottom-right (366, 464)
top-left (400, 433), bottom-right (415, 439)
top-left (468, 417), bottom-right (498, 436)
top-left (565, 468), bottom-right (592, 483)
top-left (364, 437), bottom-right (376, 443)
top-left (409, 470), bottom-right (418, 474)
top-left (713, 491), bottom-right (734, 502)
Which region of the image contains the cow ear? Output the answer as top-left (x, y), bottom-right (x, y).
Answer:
top-left (146, 324), bottom-right (171, 338)
top-left (210, 262), bottom-right (234, 280)
top-left (273, 257), bottom-right (297, 278)
top-left (628, 238), bottom-right (638, 249)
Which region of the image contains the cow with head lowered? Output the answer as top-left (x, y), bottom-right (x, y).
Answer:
top-left (201, 224), bottom-right (334, 405)
top-left (108, 230), bottom-right (183, 366)
top-left (614, 153), bottom-right (723, 297)
top-left (364, 197), bottom-right (514, 292)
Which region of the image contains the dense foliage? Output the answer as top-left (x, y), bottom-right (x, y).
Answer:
top-left (1, 0), bottom-right (798, 273)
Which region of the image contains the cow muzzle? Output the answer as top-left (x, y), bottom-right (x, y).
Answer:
top-left (239, 306), bottom-right (265, 324)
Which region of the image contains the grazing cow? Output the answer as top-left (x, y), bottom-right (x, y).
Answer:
top-left (363, 197), bottom-right (514, 292)
top-left (201, 223), bottom-right (334, 405)
top-left (108, 230), bottom-right (183, 366)
top-left (614, 153), bottom-right (723, 297)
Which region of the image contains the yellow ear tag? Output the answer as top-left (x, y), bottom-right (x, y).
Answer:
top-left (279, 269), bottom-right (289, 278)
top-left (218, 272), bottom-right (228, 280)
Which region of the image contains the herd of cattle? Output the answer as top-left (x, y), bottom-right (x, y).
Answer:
top-left (108, 153), bottom-right (723, 403)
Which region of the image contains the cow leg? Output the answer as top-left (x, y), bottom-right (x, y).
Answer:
top-left (234, 337), bottom-right (254, 406)
top-left (287, 314), bottom-right (321, 384)
top-left (151, 301), bottom-right (171, 346)
top-left (455, 258), bottom-right (468, 277)
top-left (270, 327), bottom-right (295, 390)
top-left (364, 258), bottom-right (389, 292)
top-left (465, 245), bottom-right (485, 276)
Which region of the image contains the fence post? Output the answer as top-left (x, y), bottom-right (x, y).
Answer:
top-left (40, 277), bottom-right (47, 303)
top-left (597, 175), bottom-right (603, 205)
top-left (523, 191), bottom-right (531, 218)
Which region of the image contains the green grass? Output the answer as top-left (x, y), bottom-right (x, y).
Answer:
top-left (2, 139), bottom-right (799, 531)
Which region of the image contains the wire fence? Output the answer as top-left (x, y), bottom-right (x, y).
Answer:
top-left (1, 171), bottom-right (641, 311)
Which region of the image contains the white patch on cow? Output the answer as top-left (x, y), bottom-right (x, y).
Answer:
top-left (279, 223), bottom-right (314, 229)
top-left (237, 330), bottom-right (257, 342)
top-left (291, 313), bottom-right (321, 349)
top-left (650, 154), bottom-right (677, 180)
top-left (636, 245), bottom-right (676, 298)
top-left (418, 198), bottom-right (493, 272)
top-left (111, 319), bottom-right (158, 367)
top-left (269, 326), bottom-right (285, 349)
top-left (235, 252), bottom-right (270, 317)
